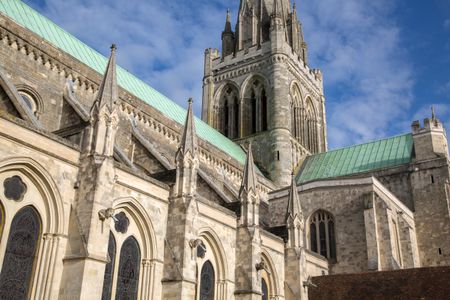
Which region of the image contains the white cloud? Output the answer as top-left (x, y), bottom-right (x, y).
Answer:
top-left (299, 0), bottom-right (414, 148)
top-left (29, 0), bottom-right (231, 114)
top-left (28, 0), bottom-right (415, 149)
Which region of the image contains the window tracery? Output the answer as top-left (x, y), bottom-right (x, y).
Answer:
top-left (217, 85), bottom-right (239, 139)
top-left (116, 236), bottom-right (141, 300)
top-left (309, 210), bottom-right (336, 260)
top-left (3, 175), bottom-right (27, 201)
top-left (199, 260), bottom-right (215, 300)
top-left (16, 86), bottom-right (42, 118)
top-left (0, 206), bottom-right (41, 300)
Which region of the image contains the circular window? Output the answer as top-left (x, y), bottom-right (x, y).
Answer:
top-left (18, 91), bottom-right (37, 114)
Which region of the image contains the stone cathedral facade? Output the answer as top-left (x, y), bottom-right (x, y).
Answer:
top-left (0, 0), bottom-right (448, 300)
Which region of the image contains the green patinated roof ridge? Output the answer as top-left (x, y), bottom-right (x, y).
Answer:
top-left (297, 133), bottom-right (414, 183)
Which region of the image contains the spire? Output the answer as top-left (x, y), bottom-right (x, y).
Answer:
top-left (178, 98), bottom-right (198, 157)
top-left (239, 143), bottom-right (257, 197)
top-left (286, 172), bottom-right (302, 222)
top-left (224, 9), bottom-right (232, 33)
top-left (91, 44), bottom-right (118, 116)
top-left (432, 106), bottom-right (436, 121)
top-left (85, 44), bottom-right (119, 157)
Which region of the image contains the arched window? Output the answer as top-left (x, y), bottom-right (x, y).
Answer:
top-left (101, 232), bottom-right (116, 300)
top-left (261, 89), bottom-right (267, 131)
top-left (243, 78), bottom-right (268, 137)
top-left (305, 99), bottom-right (318, 153)
top-left (261, 278), bottom-right (269, 300)
top-left (309, 210), bottom-right (336, 260)
top-left (251, 89), bottom-right (257, 134)
top-left (116, 236), bottom-right (141, 300)
top-left (16, 86), bottom-right (42, 118)
top-left (291, 85), bottom-right (303, 143)
top-left (199, 260), bottom-right (215, 300)
top-left (218, 85), bottom-right (239, 139)
top-left (0, 206), bottom-right (41, 300)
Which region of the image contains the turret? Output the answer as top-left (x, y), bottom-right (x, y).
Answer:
top-left (411, 107), bottom-right (449, 161)
top-left (222, 9), bottom-right (235, 58)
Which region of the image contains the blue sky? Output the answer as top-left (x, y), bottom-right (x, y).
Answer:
top-left (23, 0), bottom-right (450, 149)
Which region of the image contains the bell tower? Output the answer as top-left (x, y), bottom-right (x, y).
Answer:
top-left (202, 0), bottom-right (327, 186)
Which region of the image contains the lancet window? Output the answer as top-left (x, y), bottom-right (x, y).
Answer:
top-left (0, 206), bottom-right (41, 300)
top-left (309, 210), bottom-right (336, 260)
top-left (217, 85), bottom-right (239, 139)
top-left (199, 260), bottom-right (215, 300)
top-left (243, 79), bottom-right (268, 136)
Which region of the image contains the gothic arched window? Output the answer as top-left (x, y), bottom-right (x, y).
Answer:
top-left (251, 89), bottom-right (257, 134)
top-left (200, 260), bottom-right (215, 300)
top-left (309, 210), bottom-right (336, 260)
top-left (115, 236), bottom-right (141, 300)
top-left (0, 206), bottom-right (41, 300)
top-left (291, 85), bottom-right (303, 143)
top-left (305, 99), bottom-right (318, 153)
top-left (218, 85), bottom-right (239, 139)
top-left (262, 278), bottom-right (269, 300)
top-left (261, 89), bottom-right (268, 131)
top-left (101, 232), bottom-right (116, 300)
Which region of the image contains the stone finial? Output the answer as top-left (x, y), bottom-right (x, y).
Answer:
top-left (239, 143), bottom-right (257, 197)
top-left (431, 106), bottom-right (437, 121)
top-left (272, 0), bottom-right (282, 18)
top-left (91, 44), bottom-right (118, 116)
top-left (178, 98), bottom-right (198, 157)
top-left (286, 171), bottom-right (302, 222)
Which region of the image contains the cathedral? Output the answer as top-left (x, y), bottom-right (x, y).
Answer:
top-left (0, 0), bottom-right (449, 299)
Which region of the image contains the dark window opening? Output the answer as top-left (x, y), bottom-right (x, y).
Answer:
top-left (439, 248), bottom-right (442, 255)
top-left (262, 278), bottom-right (269, 300)
top-left (0, 206), bottom-right (41, 300)
top-left (115, 236), bottom-right (141, 300)
top-left (200, 260), bottom-right (215, 300)
top-left (224, 101), bottom-right (229, 137)
top-left (277, 151), bottom-right (280, 161)
top-left (309, 210), bottom-right (336, 260)
top-left (431, 175), bottom-right (435, 184)
top-left (251, 90), bottom-right (257, 134)
top-left (102, 232), bottom-right (116, 300)
top-left (261, 89), bottom-right (267, 131)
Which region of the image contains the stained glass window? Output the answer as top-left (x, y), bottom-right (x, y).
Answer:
top-left (115, 236), bottom-right (140, 300)
top-left (0, 206), bottom-right (41, 300)
top-left (262, 278), bottom-right (269, 300)
top-left (114, 212), bottom-right (130, 234)
top-left (102, 232), bottom-right (116, 300)
top-left (3, 176), bottom-right (27, 201)
top-left (200, 260), bottom-right (215, 300)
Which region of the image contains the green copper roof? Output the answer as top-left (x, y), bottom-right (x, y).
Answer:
top-left (0, 0), bottom-right (248, 165)
top-left (297, 133), bottom-right (414, 184)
